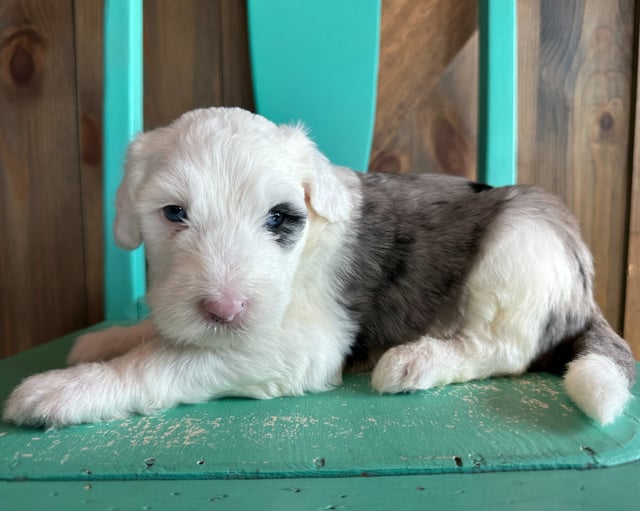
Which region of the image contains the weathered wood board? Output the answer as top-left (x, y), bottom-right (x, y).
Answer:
top-left (0, 0), bottom-right (89, 357)
top-left (625, 0), bottom-right (640, 357)
top-left (517, 0), bottom-right (635, 333)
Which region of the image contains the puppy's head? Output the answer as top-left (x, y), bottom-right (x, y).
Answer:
top-left (115, 107), bottom-right (352, 346)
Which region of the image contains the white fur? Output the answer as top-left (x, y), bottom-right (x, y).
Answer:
top-left (4, 108), bottom-right (358, 427)
top-left (564, 353), bottom-right (632, 425)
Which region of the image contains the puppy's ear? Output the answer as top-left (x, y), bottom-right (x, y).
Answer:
top-left (281, 125), bottom-right (353, 223)
top-left (305, 152), bottom-right (353, 223)
top-left (113, 134), bottom-right (148, 249)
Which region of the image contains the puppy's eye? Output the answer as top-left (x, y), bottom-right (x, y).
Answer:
top-left (266, 210), bottom-right (285, 229)
top-left (163, 205), bottom-right (188, 223)
top-left (265, 203), bottom-right (307, 247)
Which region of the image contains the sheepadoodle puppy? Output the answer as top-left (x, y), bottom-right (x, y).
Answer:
top-left (4, 107), bottom-right (636, 428)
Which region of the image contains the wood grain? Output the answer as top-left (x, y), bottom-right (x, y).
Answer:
top-left (144, 0), bottom-right (253, 130)
top-left (220, 0), bottom-right (254, 109)
top-left (0, 0), bottom-right (87, 357)
top-left (627, 153), bottom-right (640, 356)
top-left (74, 0), bottom-right (104, 325)
top-left (518, 0), bottom-right (635, 333)
top-left (371, 33), bottom-right (478, 179)
top-left (624, 8), bottom-right (640, 357)
top-left (143, 0), bottom-right (223, 130)
top-left (370, 0), bottom-right (477, 173)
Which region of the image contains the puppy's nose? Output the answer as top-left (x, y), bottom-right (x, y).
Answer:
top-left (201, 298), bottom-right (246, 323)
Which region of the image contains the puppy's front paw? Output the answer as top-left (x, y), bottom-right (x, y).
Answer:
top-left (3, 365), bottom-right (120, 428)
top-left (371, 343), bottom-right (436, 394)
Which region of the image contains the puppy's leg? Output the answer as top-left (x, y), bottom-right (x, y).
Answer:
top-left (371, 335), bottom-right (521, 393)
top-left (67, 320), bottom-right (155, 365)
top-left (371, 214), bottom-right (557, 393)
top-left (4, 339), bottom-right (274, 428)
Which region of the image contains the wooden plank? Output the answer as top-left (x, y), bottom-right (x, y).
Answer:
top-left (2, 465), bottom-right (640, 511)
top-left (370, 33), bottom-right (478, 179)
top-left (220, 0), bottom-right (254, 109)
top-left (517, 0), bottom-right (635, 332)
top-left (2, 330), bottom-right (640, 481)
top-left (627, 188), bottom-right (640, 355)
top-left (371, 0), bottom-right (477, 169)
top-left (624, 5), bottom-right (640, 357)
top-left (74, 0), bottom-right (104, 325)
top-left (143, 0), bottom-right (224, 130)
top-left (0, 0), bottom-right (87, 357)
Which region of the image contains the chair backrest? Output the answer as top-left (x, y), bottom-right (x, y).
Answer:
top-left (247, 0), bottom-right (381, 173)
top-left (103, 0), bottom-right (145, 321)
top-left (102, 0), bottom-right (517, 321)
top-left (478, 0), bottom-right (518, 186)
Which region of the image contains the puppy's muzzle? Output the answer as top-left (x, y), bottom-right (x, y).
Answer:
top-left (200, 298), bottom-right (247, 324)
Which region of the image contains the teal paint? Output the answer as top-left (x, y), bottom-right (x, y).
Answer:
top-left (478, 0), bottom-right (518, 186)
top-left (103, 0), bottom-right (146, 320)
top-left (247, 0), bottom-right (381, 172)
top-left (2, 464), bottom-right (640, 511)
top-left (2, 328), bottom-right (639, 483)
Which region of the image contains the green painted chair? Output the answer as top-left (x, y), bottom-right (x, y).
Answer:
top-left (1, 1), bottom-right (639, 509)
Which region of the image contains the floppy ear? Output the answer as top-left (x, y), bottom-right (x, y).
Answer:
top-left (113, 134), bottom-right (148, 249)
top-left (305, 151), bottom-right (353, 223)
top-left (280, 125), bottom-right (353, 223)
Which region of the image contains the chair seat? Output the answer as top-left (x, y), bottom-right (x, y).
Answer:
top-left (1, 326), bottom-right (640, 510)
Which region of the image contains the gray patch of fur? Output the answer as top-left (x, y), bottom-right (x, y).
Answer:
top-left (340, 173), bottom-right (506, 369)
top-left (531, 313), bottom-right (635, 385)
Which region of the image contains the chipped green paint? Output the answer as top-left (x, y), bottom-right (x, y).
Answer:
top-left (1, 325), bottom-right (640, 484)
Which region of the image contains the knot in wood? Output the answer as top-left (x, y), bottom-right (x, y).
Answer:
top-left (1, 27), bottom-right (44, 96)
top-left (599, 111), bottom-right (614, 132)
top-left (432, 116), bottom-right (471, 178)
top-left (81, 114), bottom-right (102, 166)
top-left (9, 44), bottom-right (34, 84)
top-left (370, 151), bottom-right (407, 174)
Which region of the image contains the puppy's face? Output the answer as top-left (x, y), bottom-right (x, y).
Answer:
top-left (114, 108), bottom-right (351, 347)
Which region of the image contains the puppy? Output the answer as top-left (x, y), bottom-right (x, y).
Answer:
top-left (4, 107), bottom-right (636, 428)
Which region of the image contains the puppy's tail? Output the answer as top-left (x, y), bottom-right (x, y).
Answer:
top-left (557, 315), bottom-right (636, 425)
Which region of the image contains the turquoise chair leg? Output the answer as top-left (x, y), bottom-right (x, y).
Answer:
top-left (247, 0), bottom-right (381, 172)
top-left (478, 0), bottom-right (518, 186)
top-left (103, 0), bottom-right (146, 320)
